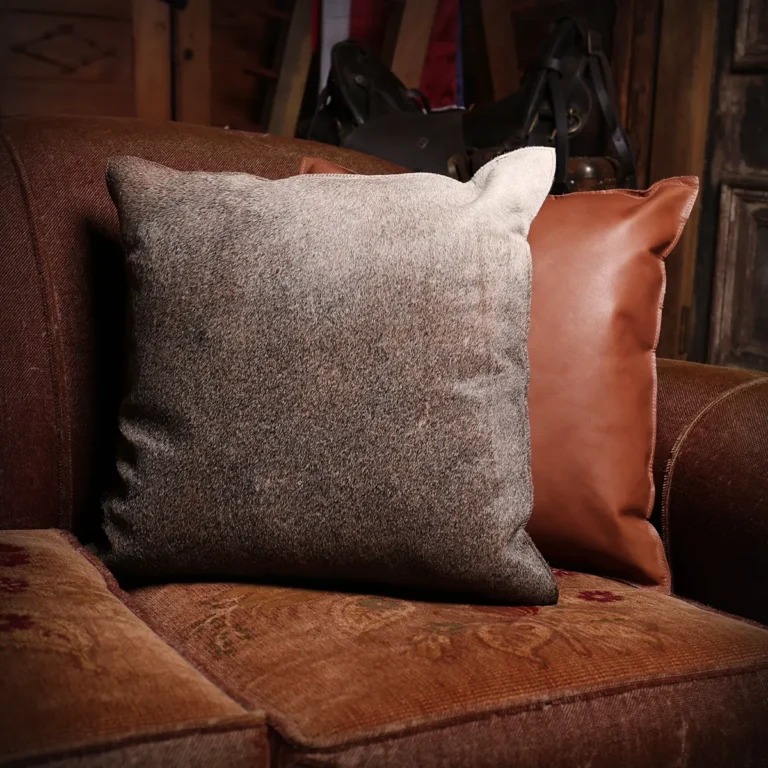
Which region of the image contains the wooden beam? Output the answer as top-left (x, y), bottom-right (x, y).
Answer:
top-left (268, 0), bottom-right (312, 138)
top-left (610, 0), bottom-right (635, 125)
top-left (650, 0), bottom-right (717, 359)
top-left (174, 0), bottom-right (210, 125)
top-left (621, 0), bottom-right (661, 188)
top-left (132, 0), bottom-right (171, 121)
top-left (481, 0), bottom-right (520, 100)
top-left (390, 0), bottom-right (438, 89)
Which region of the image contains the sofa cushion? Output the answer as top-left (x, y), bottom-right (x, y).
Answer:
top-left (299, 157), bottom-right (699, 590)
top-left (0, 530), bottom-right (268, 767)
top-left (130, 571), bottom-right (768, 767)
top-left (100, 149), bottom-right (557, 604)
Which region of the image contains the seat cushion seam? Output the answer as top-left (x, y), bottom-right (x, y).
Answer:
top-left (265, 661), bottom-right (768, 752)
top-left (57, 531), bottom-right (251, 714)
top-left (5, 713), bottom-right (266, 768)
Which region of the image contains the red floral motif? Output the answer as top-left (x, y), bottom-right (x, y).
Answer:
top-left (0, 613), bottom-right (35, 632)
top-left (0, 577), bottom-right (28, 594)
top-left (0, 543), bottom-right (30, 567)
top-left (577, 590), bottom-right (624, 603)
top-left (552, 569), bottom-right (577, 577)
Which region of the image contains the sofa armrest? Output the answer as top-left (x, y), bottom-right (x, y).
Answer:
top-left (654, 359), bottom-right (768, 624)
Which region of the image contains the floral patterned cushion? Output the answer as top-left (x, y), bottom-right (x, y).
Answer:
top-left (0, 530), bottom-right (268, 767)
top-left (131, 570), bottom-right (768, 767)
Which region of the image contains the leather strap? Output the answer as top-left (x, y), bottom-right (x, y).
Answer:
top-left (545, 70), bottom-right (569, 188)
top-left (588, 50), bottom-right (637, 187)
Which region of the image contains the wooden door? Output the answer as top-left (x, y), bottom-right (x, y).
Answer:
top-left (0, 0), bottom-right (172, 120)
top-left (695, 0), bottom-right (768, 371)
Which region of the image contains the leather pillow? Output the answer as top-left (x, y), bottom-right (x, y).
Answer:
top-left (300, 157), bottom-right (698, 588)
top-left (100, 149), bottom-right (558, 604)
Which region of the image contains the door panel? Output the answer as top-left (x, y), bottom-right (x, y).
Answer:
top-left (702, 0), bottom-right (768, 371)
top-left (710, 186), bottom-right (768, 370)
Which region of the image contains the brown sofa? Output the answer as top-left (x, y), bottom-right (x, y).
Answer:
top-left (1, 116), bottom-right (766, 768)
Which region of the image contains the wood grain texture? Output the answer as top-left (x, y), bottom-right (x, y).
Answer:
top-left (621, 0), bottom-right (660, 188)
top-left (610, 0), bottom-right (634, 124)
top-left (734, 0), bottom-right (768, 70)
top-left (709, 185), bottom-right (768, 371)
top-left (132, 0), bottom-right (171, 121)
top-left (390, 0), bottom-right (438, 89)
top-left (0, 3), bottom-right (135, 118)
top-left (651, 0), bottom-right (717, 359)
top-left (174, 0), bottom-right (211, 124)
top-left (481, 0), bottom-right (520, 99)
top-left (267, 0), bottom-right (312, 137)
top-left (0, 0), bottom-right (131, 17)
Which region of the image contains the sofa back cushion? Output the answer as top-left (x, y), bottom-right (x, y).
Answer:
top-left (97, 150), bottom-right (557, 603)
top-left (0, 116), bottom-right (401, 532)
top-left (299, 162), bottom-right (698, 588)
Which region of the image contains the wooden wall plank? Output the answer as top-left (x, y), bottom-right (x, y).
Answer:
top-left (132, 0), bottom-right (171, 121)
top-left (390, 0), bottom-right (438, 89)
top-left (267, 0), bottom-right (312, 137)
top-left (622, 0), bottom-right (660, 188)
top-left (650, 0), bottom-right (717, 359)
top-left (481, 0), bottom-right (521, 100)
top-left (0, 0), bottom-right (131, 18)
top-left (1, 5), bottom-right (136, 118)
top-left (610, 0), bottom-right (634, 124)
top-left (174, 0), bottom-right (211, 124)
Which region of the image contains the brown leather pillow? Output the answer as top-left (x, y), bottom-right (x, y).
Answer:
top-left (300, 157), bottom-right (698, 589)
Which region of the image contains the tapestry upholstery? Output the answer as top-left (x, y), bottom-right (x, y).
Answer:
top-left (0, 530), bottom-right (269, 767)
top-left (130, 570), bottom-right (768, 767)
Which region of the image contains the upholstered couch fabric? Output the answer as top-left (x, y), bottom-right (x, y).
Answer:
top-left (130, 570), bottom-right (768, 766)
top-left (654, 359), bottom-right (768, 624)
top-left (2, 117), bottom-right (768, 767)
top-left (0, 530), bottom-right (269, 767)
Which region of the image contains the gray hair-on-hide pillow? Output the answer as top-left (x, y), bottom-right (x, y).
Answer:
top-left (101, 147), bottom-right (557, 605)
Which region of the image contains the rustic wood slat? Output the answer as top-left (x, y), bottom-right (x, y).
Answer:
top-left (610, 0), bottom-right (634, 126)
top-left (650, 0), bottom-right (717, 359)
top-left (132, 0), bottom-right (171, 121)
top-left (1, 12), bottom-right (132, 82)
top-left (734, 0), bottom-right (768, 70)
top-left (1, 80), bottom-right (134, 117)
top-left (481, 0), bottom-right (521, 100)
top-left (621, 0), bottom-right (660, 188)
top-left (0, 0), bottom-right (131, 18)
top-left (709, 184), bottom-right (768, 370)
top-left (174, 0), bottom-right (211, 125)
top-left (390, 0), bottom-right (438, 89)
top-left (267, 0), bottom-right (312, 138)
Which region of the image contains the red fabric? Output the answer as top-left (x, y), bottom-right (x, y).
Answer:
top-left (419, 0), bottom-right (459, 107)
top-left (349, 0), bottom-right (390, 56)
top-left (346, 0), bottom-right (458, 107)
top-left (311, 0), bottom-right (321, 51)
